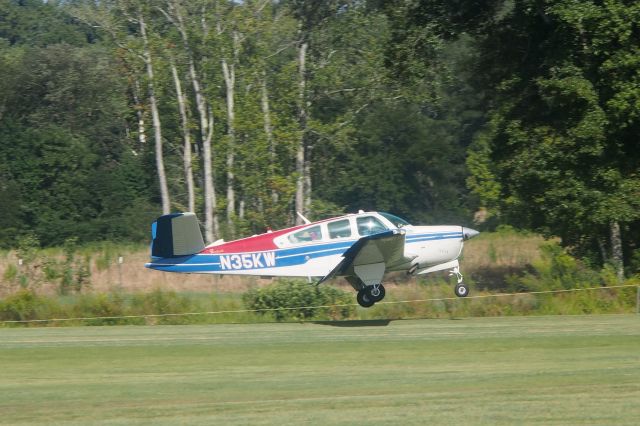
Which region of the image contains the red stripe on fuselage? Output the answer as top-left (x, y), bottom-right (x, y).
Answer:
top-left (200, 225), bottom-right (304, 254)
top-left (200, 217), bottom-right (339, 254)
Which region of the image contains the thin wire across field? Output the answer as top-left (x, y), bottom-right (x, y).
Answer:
top-left (2, 284), bottom-right (637, 325)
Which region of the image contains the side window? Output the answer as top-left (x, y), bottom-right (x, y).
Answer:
top-left (287, 225), bottom-right (323, 244)
top-left (328, 219), bottom-right (352, 239)
top-left (357, 216), bottom-right (388, 236)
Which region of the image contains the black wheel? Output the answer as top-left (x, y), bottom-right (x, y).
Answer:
top-left (454, 283), bottom-right (469, 298)
top-left (366, 284), bottom-right (386, 302)
top-left (357, 289), bottom-right (376, 308)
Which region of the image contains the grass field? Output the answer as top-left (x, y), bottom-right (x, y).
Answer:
top-left (1, 315), bottom-right (639, 425)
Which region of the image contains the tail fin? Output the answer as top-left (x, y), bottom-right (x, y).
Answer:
top-left (151, 212), bottom-right (205, 258)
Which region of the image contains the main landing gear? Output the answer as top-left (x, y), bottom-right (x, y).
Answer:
top-left (450, 266), bottom-right (469, 298)
top-left (356, 284), bottom-right (386, 308)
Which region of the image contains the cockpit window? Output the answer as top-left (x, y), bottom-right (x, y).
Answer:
top-left (288, 225), bottom-right (323, 244)
top-left (328, 219), bottom-right (352, 239)
top-left (379, 212), bottom-right (411, 228)
top-left (356, 216), bottom-right (388, 236)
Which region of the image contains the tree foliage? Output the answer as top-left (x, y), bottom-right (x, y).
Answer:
top-left (0, 0), bottom-right (638, 275)
top-left (435, 0), bottom-right (640, 270)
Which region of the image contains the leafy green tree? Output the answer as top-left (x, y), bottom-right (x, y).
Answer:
top-left (310, 2), bottom-right (481, 224)
top-left (462, 0), bottom-right (640, 276)
top-left (0, 0), bottom-right (96, 47)
top-left (0, 41), bottom-right (155, 246)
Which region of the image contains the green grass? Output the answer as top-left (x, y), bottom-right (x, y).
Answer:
top-left (1, 315), bottom-right (639, 425)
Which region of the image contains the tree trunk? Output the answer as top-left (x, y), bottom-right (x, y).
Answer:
top-left (171, 4), bottom-right (219, 241)
top-left (222, 56), bottom-right (236, 235)
top-left (170, 59), bottom-right (195, 213)
top-left (239, 198), bottom-right (245, 220)
top-left (597, 237), bottom-right (608, 265)
top-left (304, 145), bottom-right (312, 214)
top-left (261, 73), bottom-right (278, 204)
top-left (610, 221), bottom-right (624, 283)
top-left (139, 11), bottom-right (170, 215)
top-left (295, 41), bottom-right (308, 224)
top-left (132, 79), bottom-right (146, 148)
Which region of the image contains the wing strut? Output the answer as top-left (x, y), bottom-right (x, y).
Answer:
top-left (296, 211), bottom-right (311, 224)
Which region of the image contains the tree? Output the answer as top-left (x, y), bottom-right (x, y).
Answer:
top-left (0, 43), bottom-right (154, 246)
top-left (310, 2), bottom-right (478, 224)
top-left (0, 0), bottom-right (95, 47)
top-left (137, 5), bottom-right (171, 214)
top-left (463, 0), bottom-right (640, 277)
top-left (159, 0), bottom-right (220, 242)
top-left (287, 1), bottom-right (348, 222)
top-left (169, 54), bottom-right (196, 213)
top-left (71, 0), bottom-right (172, 215)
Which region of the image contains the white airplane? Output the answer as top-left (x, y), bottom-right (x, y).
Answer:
top-left (145, 211), bottom-right (479, 307)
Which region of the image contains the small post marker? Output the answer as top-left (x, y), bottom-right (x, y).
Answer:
top-left (118, 255), bottom-right (124, 287)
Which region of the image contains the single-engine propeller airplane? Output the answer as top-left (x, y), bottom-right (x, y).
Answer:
top-left (145, 211), bottom-right (479, 307)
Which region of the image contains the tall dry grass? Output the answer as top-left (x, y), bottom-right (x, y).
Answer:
top-left (462, 228), bottom-right (550, 290)
top-left (0, 245), bottom-right (271, 296)
top-left (0, 228), bottom-right (547, 297)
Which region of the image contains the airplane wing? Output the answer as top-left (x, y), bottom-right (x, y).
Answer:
top-left (318, 229), bottom-right (408, 286)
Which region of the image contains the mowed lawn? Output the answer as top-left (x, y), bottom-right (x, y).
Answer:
top-left (1, 315), bottom-right (639, 425)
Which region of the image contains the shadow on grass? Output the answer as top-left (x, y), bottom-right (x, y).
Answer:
top-left (312, 319), bottom-right (393, 327)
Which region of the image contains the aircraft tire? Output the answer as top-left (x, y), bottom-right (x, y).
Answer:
top-left (357, 290), bottom-right (376, 308)
top-left (366, 284), bottom-right (386, 303)
top-left (454, 283), bottom-right (469, 298)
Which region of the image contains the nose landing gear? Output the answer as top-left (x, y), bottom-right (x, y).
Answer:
top-left (450, 266), bottom-right (469, 298)
top-left (454, 282), bottom-right (469, 297)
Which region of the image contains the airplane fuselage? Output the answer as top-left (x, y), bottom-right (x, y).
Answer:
top-left (147, 212), bottom-right (473, 281)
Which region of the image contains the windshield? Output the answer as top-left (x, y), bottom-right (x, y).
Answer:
top-left (356, 216), bottom-right (388, 236)
top-left (379, 212), bottom-right (411, 228)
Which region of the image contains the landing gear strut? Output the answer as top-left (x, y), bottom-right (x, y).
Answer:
top-left (356, 284), bottom-right (386, 308)
top-left (450, 266), bottom-right (469, 298)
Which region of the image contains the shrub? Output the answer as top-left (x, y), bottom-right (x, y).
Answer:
top-left (129, 289), bottom-right (201, 325)
top-left (515, 242), bottom-right (600, 291)
top-left (243, 279), bottom-right (355, 321)
top-left (0, 290), bottom-right (60, 323)
top-left (71, 293), bottom-right (132, 325)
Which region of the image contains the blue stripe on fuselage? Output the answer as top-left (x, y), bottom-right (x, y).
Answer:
top-left (406, 232), bottom-right (463, 244)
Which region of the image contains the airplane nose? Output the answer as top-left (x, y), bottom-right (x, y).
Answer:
top-left (462, 227), bottom-right (480, 240)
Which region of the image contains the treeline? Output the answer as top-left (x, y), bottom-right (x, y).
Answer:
top-left (0, 0), bottom-right (638, 276)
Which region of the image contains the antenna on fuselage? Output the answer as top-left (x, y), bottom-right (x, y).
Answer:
top-left (296, 211), bottom-right (311, 224)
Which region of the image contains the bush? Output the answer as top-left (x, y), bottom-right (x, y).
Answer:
top-left (243, 279), bottom-right (355, 321)
top-left (0, 290), bottom-right (60, 323)
top-left (129, 289), bottom-right (202, 325)
top-left (514, 242), bottom-right (601, 291)
top-left (69, 293), bottom-right (132, 325)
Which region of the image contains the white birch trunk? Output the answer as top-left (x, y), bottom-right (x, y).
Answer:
top-left (208, 106), bottom-right (220, 237)
top-left (295, 41), bottom-right (308, 224)
top-left (170, 3), bottom-right (219, 241)
top-left (139, 11), bottom-right (170, 215)
top-left (304, 147), bottom-right (312, 214)
top-left (261, 73), bottom-right (278, 204)
top-left (202, 105), bottom-right (218, 242)
top-left (610, 221), bottom-right (624, 283)
top-left (222, 56), bottom-right (236, 233)
top-left (132, 79), bottom-right (146, 148)
top-left (170, 59), bottom-right (195, 213)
